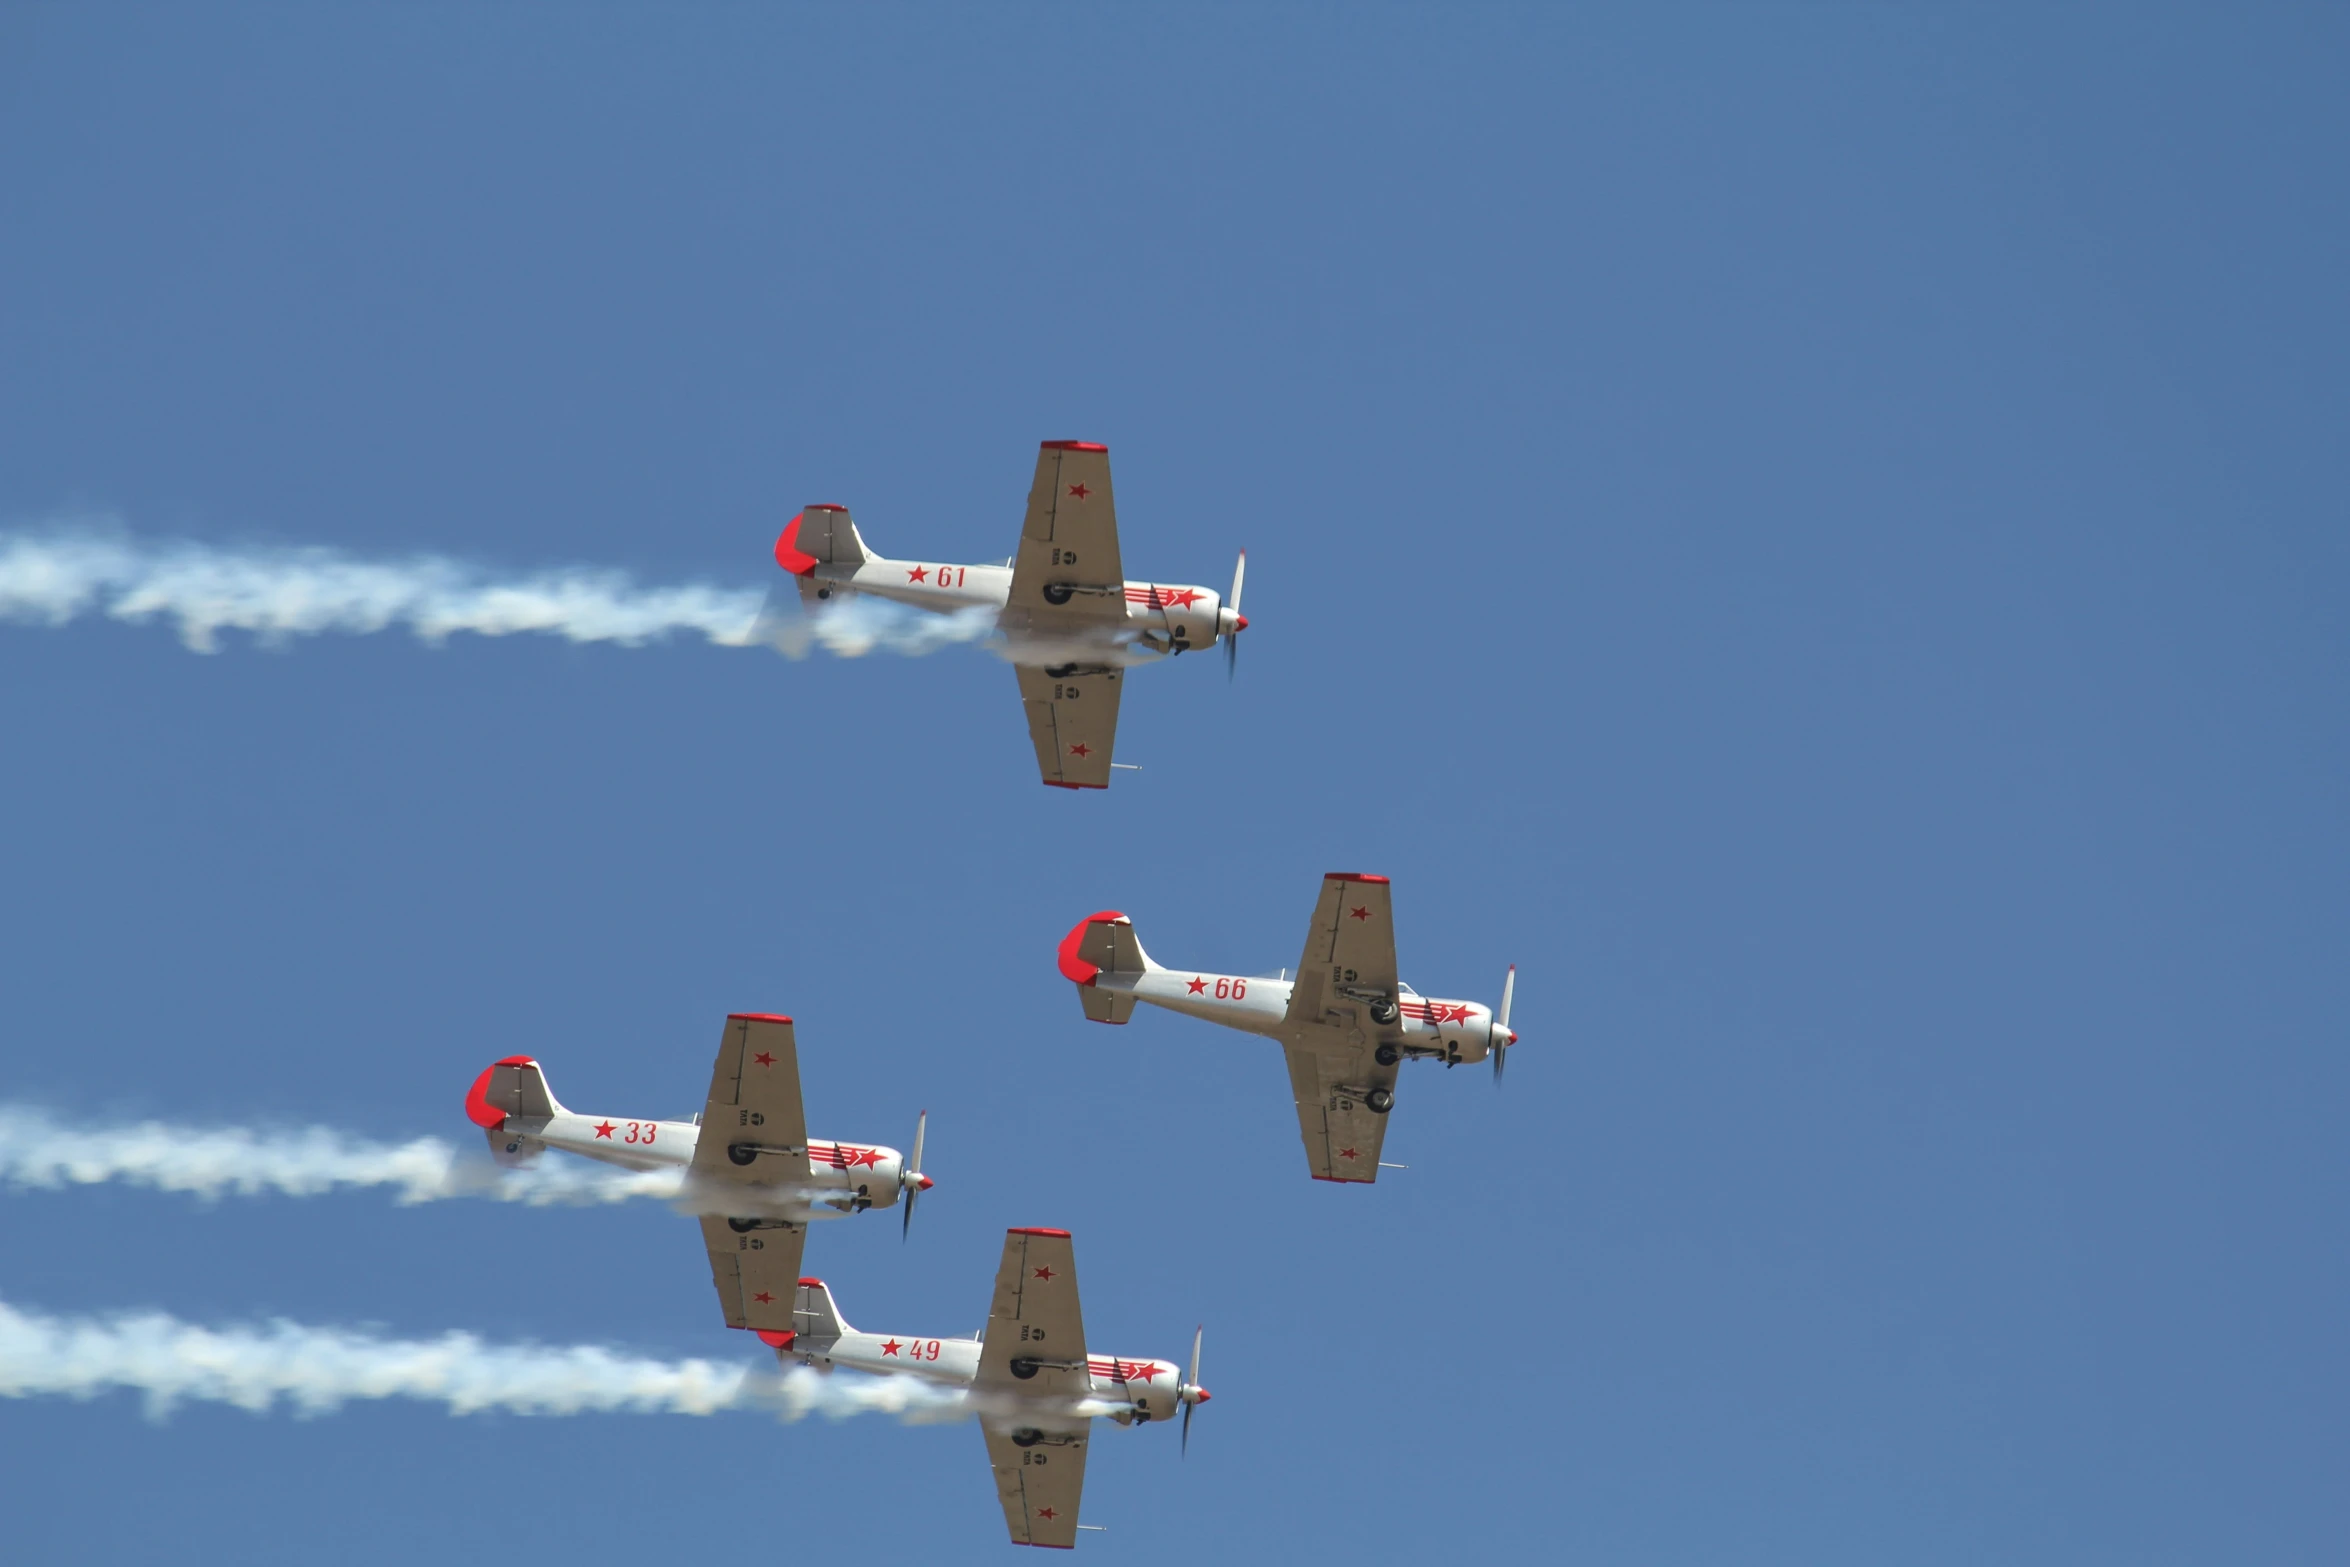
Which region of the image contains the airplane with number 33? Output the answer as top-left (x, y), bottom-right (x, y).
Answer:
top-left (756, 1227), bottom-right (1209, 1550)
top-left (463, 1013), bottom-right (931, 1336)
top-left (773, 439), bottom-right (1247, 790)
top-left (1058, 873), bottom-right (1518, 1184)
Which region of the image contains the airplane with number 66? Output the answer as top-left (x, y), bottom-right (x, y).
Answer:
top-left (773, 439), bottom-right (1247, 790)
top-left (463, 1013), bottom-right (931, 1336)
top-left (757, 1227), bottom-right (1209, 1550)
top-left (1058, 873), bottom-right (1518, 1184)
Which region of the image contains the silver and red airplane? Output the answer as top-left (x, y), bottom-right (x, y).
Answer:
top-left (1059, 873), bottom-right (1518, 1184)
top-left (757, 1227), bottom-right (1208, 1550)
top-left (773, 439), bottom-right (1246, 789)
top-left (463, 1013), bottom-right (930, 1335)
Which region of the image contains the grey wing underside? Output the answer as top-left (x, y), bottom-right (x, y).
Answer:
top-left (1284, 1042), bottom-right (1392, 1183)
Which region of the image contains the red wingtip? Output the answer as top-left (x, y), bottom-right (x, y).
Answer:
top-left (755, 1329), bottom-right (797, 1349)
top-left (1056, 911), bottom-right (1127, 985)
top-left (774, 514), bottom-right (819, 576)
top-left (462, 1065), bottom-right (506, 1130)
top-left (1039, 440), bottom-right (1108, 452)
top-left (797, 1277), bottom-right (824, 1288)
top-left (728, 1012), bottom-right (793, 1024)
top-left (1042, 780), bottom-right (1108, 790)
top-left (1008, 1226), bottom-right (1072, 1238)
top-left (1327, 872), bottom-right (1390, 884)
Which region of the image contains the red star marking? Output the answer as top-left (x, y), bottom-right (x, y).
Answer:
top-left (752, 1291), bottom-right (774, 1304)
top-left (1340, 1147), bottom-right (1360, 1160)
top-left (1163, 587), bottom-right (1202, 609)
top-left (1033, 1266), bottom-right (1056, 1281)
top-left (1066, 483), bottom-right (1089, 499)
top-left (1069, 742), bottom-right (1090, 757)
top-left (881, 1339), bottom-right (902, 1356)
top-left (752, 1050), bottom-right (775, 1067)
top-left (1124, 1360), bottom-right (1162, 1382)
top-left (1444, 1004), bottom-right (1472, 1025)
top-left (593, 1121), bottom-right (616, 1139)
top-left (907, 565), bottom-right (929, 583)
top-left (1349, 905), bottom-right (1371, 921)
top-left (1037, 1507), bottom-right (1059, 1521)
top-left (847, 1147), bottom-right (883, 1169)
top-left (1186, 975), bottom-right (1207, 994)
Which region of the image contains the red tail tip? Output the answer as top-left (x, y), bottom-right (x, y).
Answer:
top-left (774, 514), bottom-right (819, 576)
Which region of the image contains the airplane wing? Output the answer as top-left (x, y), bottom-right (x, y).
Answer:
top-left (697, 1213), bottom-right (806, 1333)
top-left (1283, 1042), bottom-right (1393, 1183)
top-left (690, 1013), bottom-right (809, 1184)
top-left (1006, 442), bottom-right (1127, 627)
top-left (976, 1227), bottom-right (1090, 1397)
top-left (1284, 874), bottom-right (1401, 1028)
top-left (688, 1013), bottom-right (812, 1333)
top-left (981, 1417), bottom-right (1089, 1549)
top-left (1016, 663), bottom-right (1124, 789)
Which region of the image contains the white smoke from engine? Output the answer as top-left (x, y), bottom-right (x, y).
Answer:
top-left (0, 1296), bottom-right (967, 1424)
top-left (0, 1106), bottom-right (678, 1208)
top-left (0, 524), bottom-right (997, 659)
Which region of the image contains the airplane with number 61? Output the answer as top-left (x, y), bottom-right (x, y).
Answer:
top-left (1059, 873), bottom-right (1518, 1184)
top-left (463, 1013), bottom-right (931, 1336)
top-left (773, 439), bottom-right (1246, 790)
top-left (757, 1227), bottom-right (1209, 1550)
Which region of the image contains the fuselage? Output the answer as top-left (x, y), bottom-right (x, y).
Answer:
top-left (503, 1110), bottom-right (907, 1219)
top-left (784, 1330), bottom-right (1186, 1425)
top-left (1094, 970), bottom-right (1503, 1064)
top-left (803, 551), bottom-right (1231, 658)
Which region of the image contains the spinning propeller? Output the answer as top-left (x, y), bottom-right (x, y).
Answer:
top-left (1222, 550), bottom-right (1248, 680)
top-left (1491, 965), bottom-right (1518, 1085)
top-left (1178, 1323), bottom-right (1212, 1456)
top-left (899, 1110), bottom-right (932, 1239)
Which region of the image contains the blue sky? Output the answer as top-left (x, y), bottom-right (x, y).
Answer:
top-left (2, 5), bottom-right (2345, 1561)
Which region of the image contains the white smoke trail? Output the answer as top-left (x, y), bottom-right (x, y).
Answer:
top-left (0, 524), bottom-right (998, 659)
top-left (0, 1296), bottom-right (968, 1424)
top-left (0, 1106), bottom-right (677, 1208)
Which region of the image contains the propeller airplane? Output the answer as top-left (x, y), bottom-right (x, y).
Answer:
top-left (463, 1013), bottom-right (932, 1335)
top-left (1059, 873), bottom-right (1518, 1184)
top-left (773, 440), bottom-right (1247, 789)
top-left (760, 1227), bottom-right (1209, 1549)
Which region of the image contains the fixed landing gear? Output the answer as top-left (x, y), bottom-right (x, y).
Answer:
top-left (727, 1143), bottom-right (760, 1166)
top-left (1368, 999), bottom-right (1399, 1026)
top-left (1009, 1358), bottom-right (1041, 1380)
top-left (1374, 1043), bottom-right (1400, 1067)
top-left (1012, 1428), bottom-right (1043, 1447)
top-left (1042, 583), bottom-right (1075, 605)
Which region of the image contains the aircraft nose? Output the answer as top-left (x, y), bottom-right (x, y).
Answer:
top-left (916, 1174), bottom-right (935, 1190)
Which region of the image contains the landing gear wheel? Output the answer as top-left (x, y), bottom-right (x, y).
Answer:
top-left (1374, 1043), bottom-right (1400, 1067)
top-left (727, 1143), bottom-right (760, 1166)
top-left (1011, 1428), bottom-right (1043, 1447)
top-left (816, 587), bottom-right (831, 599)
top-left (1009, 1358), bottom-right (1041, 1381)
top-left (1365, 1088), bottom-right (1395, 1114)
top-left (727, 1216), bottom-right (761, 1234)
top-left (1044, 662), bottom-right (1077, 678)
top-left (1042, 583), bottom-right (1074, 606)
top-left (1369, 999), bottom-right (1399, 1026)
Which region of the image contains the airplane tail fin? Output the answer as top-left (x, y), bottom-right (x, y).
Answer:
top-left (776, 505), bottom-right (873, 609)
top-left (793, 1276), bottom-right (852, 1340)
top-left (464, 1056), bottom-right (572, 1168)
top-left (1057, 911), bottom-right (1157, 1024)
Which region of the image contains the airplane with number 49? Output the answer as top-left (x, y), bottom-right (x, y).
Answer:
top-left (773, 439), bottom-right (1247, 790)
top-left (1059, 873), bottom-right (1518, 1184)
top-left (463, 1012), bottom-right (930, 1336)
top-left (756, 1227), bottom-right (1208, 1550)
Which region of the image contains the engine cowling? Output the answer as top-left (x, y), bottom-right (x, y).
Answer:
top-left (1094, 1355), bottom-right (1184, 1424)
